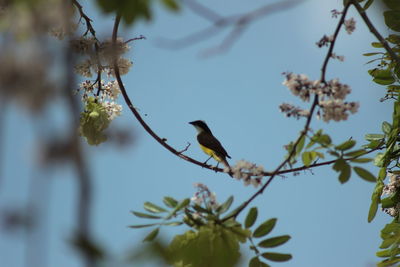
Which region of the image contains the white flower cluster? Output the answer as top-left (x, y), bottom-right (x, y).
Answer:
top-left (279, 103), bottom-right (310, 119)
top-left (344, 18), bottom-right (356, 34)
top-left (382, 173), bottom-right (400, 217)
top-left (282, 73), bottom-right (359, 122)
top-left (78, 80), bottom-right (123, 121)
top-left (73, 37), bottom-right (133, 78)
top-left (229, 160), bottom-right (264, 188)
top-left (191, 183), bottom-right (219, 211)
top-left (318, 100), bottom-right (359, 122)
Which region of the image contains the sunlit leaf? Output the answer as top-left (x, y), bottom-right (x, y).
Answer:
top-left (144, 202), bottom-right (168, 213)
top-left (365, 134), bottom-right (385, 141)
top-left (382, 121), bottom-right (392, 135)
top-left (368, 69), bottom-right (395, 85)
top-left (335, 139), bottom-right (356, 151)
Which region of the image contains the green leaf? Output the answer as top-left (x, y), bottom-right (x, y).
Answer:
top-left (382, 121), bottom-right (392, 135)
top-left (377, 257), bottom-right (400, 266)
top-left (143, 227), bottom-right (159, 242)
top-left (353, 167), bottom-right (377, 182)
top-left (261, 252), bottom-right (292, 262)
top-left (368, 69), bottom-right (395, 85)
top-left (383, 0), bottom-right (400, 10)
top-left (162, 221), bottom-right (183, 226)
top-left (335, 139), bottom-right (356, 151)
top-left (339, 162), bottom-right (351, 184)
top-left (295, 135), bottom-right (306, 156)
top-left (350, 158), bottom-right (373, 163)
top-left (364, 140), bottom-right (383, 149)
top-left (131, 211), bottom-right (162, 219)
top-left (163, 196), bottom-right (178, 208)
top-left (144, 202), bottom-right (168, 213)
top-left (249, 257), bottom-right (270, 267)
top-left (166, 198), bottom-right (190, 219)
top-left (345, 149), bottom-right (366, 157)
top-left (363, 52), bottom-right (383, 56)
top-left (216, 196), bottom-right (234, 214)
top-left (387, 34), bottom-right (400, 44)
top-left (368, 199), bottom-right (378, 223)
top-left (253, 218), bottom-right (277, 238)
top-left (380, 237), bottom-right (397, 249)
top-left (302, 151), bottom-right (317, 167)
top-left (161, 0), bottom-right (180, 11)
top-left (385, 11), bottom-right (400, 31)
top-left (245, 207), bottom-right (258, 228)
top-left (128, 223), bottom-right (159, 228)
top-left (365, 133), bottom-right (385, 141)
top-left (167, 225), bottom-right (241, 267)
top-left (363, 0), bottom-right (374, 10)
top-left (381, 196), bottom-right (396, 208)
top-left (371, 42), bottom-right (384, 48)
top-left (258, 235), bottom-right (291, 248)
top-left (333, 158), bottom-right (351, 184)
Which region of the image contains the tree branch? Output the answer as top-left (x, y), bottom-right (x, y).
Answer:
top-left (111, 15), bottom-right (225, 174)
top-left (351, 0), bottom-right (400, 65)
top-left (222, 2), bottom-right (353, 221)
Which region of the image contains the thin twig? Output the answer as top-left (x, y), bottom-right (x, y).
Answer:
top-left (158, 0), bottom-right (304, 54)
top-left (222, 2), bottom-right (353, 221)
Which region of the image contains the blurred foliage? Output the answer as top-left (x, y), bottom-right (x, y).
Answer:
top-left (95, 0), bottom-right (180, 25)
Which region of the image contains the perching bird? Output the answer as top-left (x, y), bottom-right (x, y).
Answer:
top-left (189, 120), bottom-right (231, 169)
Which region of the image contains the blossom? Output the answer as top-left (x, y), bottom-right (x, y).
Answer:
top-left (331, 53), bottom-right (345, 62)
top-left (74, 59), bottom-right (93, 77)
top-left (101, 101), bottom-right (122, 120)
top-left (382, 173), bottom-right (400, 217)
top-left (229, 160), bottom-right (265, 187)
top-left (318, 99), bottom-right (359, 122)
top-left (344, 18), bottom-right (356, 34)
top-left (279, 103), bottom-right (310, 119)
top-left (282, 73), bottom-right (359, 122)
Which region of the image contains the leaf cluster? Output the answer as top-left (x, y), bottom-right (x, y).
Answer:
top-left (130, 196), bottom-right (291, 267)
top-left (364, 1), bottom-right (400, 97)
top-left (95, 0), bottom-right (180, 25)
top-left (79, 97), bottom-right (110, 145)
top-left (286, 129), bottom-right (377, 184)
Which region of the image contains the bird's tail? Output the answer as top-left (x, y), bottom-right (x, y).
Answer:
top-left (221, 158), bottom-right (233, 177)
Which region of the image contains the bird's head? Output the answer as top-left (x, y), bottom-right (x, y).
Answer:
top-left (189, 120), bottom-right (212, 134)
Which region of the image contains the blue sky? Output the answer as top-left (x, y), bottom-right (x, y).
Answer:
top-left (0, 0), bottom-right (394, 266)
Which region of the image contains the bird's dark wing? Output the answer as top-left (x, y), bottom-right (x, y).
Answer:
top-left (197, 132), bottom-right (231, 158)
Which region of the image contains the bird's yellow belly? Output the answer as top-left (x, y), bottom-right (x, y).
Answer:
top-left (199, 144), bottom-right (223, 162)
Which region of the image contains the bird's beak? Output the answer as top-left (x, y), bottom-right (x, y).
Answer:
top-left (189, 121), bottom-right (194, 125)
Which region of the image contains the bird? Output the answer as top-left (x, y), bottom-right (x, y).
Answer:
top-left (189, 120), bottom-right (231, 170)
